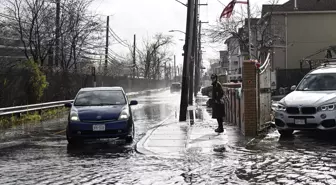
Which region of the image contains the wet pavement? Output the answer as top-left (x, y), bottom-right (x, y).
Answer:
top-left (1, 90), bottom-right (336, 184)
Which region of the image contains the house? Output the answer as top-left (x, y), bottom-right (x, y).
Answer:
top-left (219, 50), bottom-right (229, 75)
top-left (224, 18), bottom-right (260, 81)
top-left (259, 0), bottom-right (336, 70)
top-left (208, 59), bottom-right (222, 75)
top-left (225, 36), bottom-right (242, 81)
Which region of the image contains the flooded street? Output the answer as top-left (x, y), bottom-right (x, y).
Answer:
top-left (1, 90), bottom-right (336, 184)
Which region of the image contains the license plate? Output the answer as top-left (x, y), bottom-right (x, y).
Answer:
top-left (93, 124), bottom-right (105, 131)
top-left (295, 119), bottom-right (305, 125)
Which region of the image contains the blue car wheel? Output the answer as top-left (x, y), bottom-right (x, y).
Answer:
top-left (125, 124), bottom-right (135, 144)
top-left (66, 126), bottom-right (82, 145)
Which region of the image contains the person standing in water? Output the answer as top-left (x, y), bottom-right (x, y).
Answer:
top-left (210, 74), bottom-right (225, 133)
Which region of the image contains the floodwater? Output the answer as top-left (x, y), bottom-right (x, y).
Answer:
top-left (0, 90), bottom-right (336, 185)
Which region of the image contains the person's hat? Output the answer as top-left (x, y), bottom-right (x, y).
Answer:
top-left (211, 74), bottom-right (217, 80)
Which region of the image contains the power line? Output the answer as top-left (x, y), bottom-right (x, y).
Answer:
top-left (109, 28), bottom-right (129, 46)
top-left (109, 49), bottom-right (128, 60)
top-left (216, 0), bottom-right (225, 6)
top-left (109, 28), bottom-right (130, 48)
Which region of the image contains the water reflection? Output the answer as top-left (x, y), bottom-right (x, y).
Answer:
top-left (66, 143), bottom-right (134, 158)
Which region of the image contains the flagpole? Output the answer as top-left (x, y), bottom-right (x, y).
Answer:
top-left (247, 0), bottom-right (252, 59)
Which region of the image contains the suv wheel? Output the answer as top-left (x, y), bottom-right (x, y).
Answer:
top-left (278, 129), bottom-right (294, 136)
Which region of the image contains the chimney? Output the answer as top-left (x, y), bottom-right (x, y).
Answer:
top-left (294, 0), bottom-right (298, 10)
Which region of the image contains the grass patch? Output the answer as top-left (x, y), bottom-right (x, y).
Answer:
top-left (0, 107), bottom-right (68, 129)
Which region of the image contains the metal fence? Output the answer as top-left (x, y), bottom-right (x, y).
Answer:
top-left (0, 100), bottom-right (73, 116)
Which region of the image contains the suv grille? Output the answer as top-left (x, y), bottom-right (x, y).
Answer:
top-left (286, 107), bottom-right (300, 114)
top-left (301, 107), bottom-right (316, 114)
top-left (286, 107), bottom-right (317, 114)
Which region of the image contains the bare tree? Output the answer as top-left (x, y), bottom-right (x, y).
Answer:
top-left (58, 0), bottom-right (103, 71)
top-left (4, 0), bottom-right (55, 65)
top-left (205, 0), bottom-right (283, 60)
top-left (135, 33), bottom-right (173, 80)
top-left (3, 0), bottom-right (104, 70)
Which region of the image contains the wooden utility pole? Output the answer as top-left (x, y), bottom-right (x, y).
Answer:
top-left (105, 16), bottom-right (109, 75)
top-left (194, 21), bottom-right (201, 97)
top-left (164, 62), bottom-right (167, 80)
top-left (55, 0), bottom-right (60, 67)
top-left (174, 55), bottom-right (176, 81)
top-left (189, 0), bottom-right (198, 106)
top-left (179, 0), bottom-right (195, 121)
top-left (195, 21), bottom-right (208, 96)
top-left (133, 34), bottom-right (136, 78)
top-left (169, 63), bottom-right (172, 80)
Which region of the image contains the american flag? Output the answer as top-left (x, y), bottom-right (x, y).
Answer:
top-left (220, 0), bottom-right (248, 19)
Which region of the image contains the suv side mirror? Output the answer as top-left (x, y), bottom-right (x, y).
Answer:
top-left (129, 100), bottom-right (138, 106)
top-left (64, 103), bottom-right (72, 108)
top-left (290, 85), bottom-right (297, 91)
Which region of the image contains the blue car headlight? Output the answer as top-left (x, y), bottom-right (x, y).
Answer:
top-left (118, 107), bottom-right (130, 120)
top-left (318, 103), bottom-right (335, 112)
top-left (70, 112), bottom-right (80, 122)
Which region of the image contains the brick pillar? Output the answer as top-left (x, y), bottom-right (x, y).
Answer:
top-left (242, 61), bottom-right (257, 137)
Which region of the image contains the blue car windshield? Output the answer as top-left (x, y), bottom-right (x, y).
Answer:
top-left (74, 90), bottom-right (126, 106)
top-left (296, 73), bottom-right (336, 91)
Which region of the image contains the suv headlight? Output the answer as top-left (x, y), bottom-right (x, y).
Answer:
top-left (70, 112), bottom-right (80, 122)
top-left (275, 104), bottom-right (286, 111)
top-left (118, 107), bottom-right (130, 120)
top-left (318, 103), bottom-right (335, 112)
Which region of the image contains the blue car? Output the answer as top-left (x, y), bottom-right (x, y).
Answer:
top-left (64, 87), bottom-right (138, 144)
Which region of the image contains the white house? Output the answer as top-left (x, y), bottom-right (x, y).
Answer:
top-left (225, 36), bottom-right (243, 81)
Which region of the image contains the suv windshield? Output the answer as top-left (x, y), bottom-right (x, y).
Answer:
top-left (74, 90), bottom-right (126, 106)
top-left (297, 73), bottom-right (336, 91)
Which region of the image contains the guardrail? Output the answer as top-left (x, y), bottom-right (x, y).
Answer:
top-left (0, 100), bottom-right (74, 116)
top-left (0, 87), bottom-right (170, 117)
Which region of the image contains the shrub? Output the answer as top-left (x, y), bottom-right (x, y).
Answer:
top-left (24, 60), bottom-right (49, 104)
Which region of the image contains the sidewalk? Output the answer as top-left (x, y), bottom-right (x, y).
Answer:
top-left (136, 94), bottom-right (246, 158)
top-left (135, 113), bottom-right (189, 158)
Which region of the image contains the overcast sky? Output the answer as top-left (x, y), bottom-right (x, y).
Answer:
top-left (90, 0), bottom-right (288, 68)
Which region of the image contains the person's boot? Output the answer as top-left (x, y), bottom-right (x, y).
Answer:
top-left (215, 122), bottom-right (224, 133)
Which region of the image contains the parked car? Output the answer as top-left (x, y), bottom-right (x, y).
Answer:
top-left (274, 64), bottom-right (336, 136)
top-left (64, 87), bottom-right (138, 144)
top-left (170, 82), bottom-right (181, 93)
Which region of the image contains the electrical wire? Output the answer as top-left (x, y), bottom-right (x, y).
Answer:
top-left (109, 28), bottom-right (129, 48)
top-left (216, 0), bottom-right (225, 6)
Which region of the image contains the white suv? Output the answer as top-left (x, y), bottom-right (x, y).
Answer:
top-left (274, 65), bottom-right (336, 136)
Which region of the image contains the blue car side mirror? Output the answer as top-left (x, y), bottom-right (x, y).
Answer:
top-left (129, 100), bottom-right (138, 106)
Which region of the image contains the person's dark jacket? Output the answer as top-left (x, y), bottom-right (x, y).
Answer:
top-left (211, 81), bottom-right (225, 119)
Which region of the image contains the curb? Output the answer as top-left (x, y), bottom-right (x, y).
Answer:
top-left (135, 113), bottom-right (176, 156)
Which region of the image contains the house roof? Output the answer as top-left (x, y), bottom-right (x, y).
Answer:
top-left (224, 36), bottom-right (237, 44)
top-left (262, 5), bottom-right (283, 16)
top-left (262, 0), bottom-right (336, 16)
